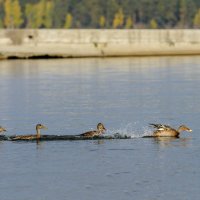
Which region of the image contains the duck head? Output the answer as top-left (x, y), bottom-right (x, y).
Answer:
top-left (36, 124), bottom-right (48, 130)
top-left (97, 123), bottom-right (106, 134)
top-left (36, 124), bottom-right (47, 138)
top-left (178, 125), bottom-right (192, 133)
top-left (0, 126), bottom-right (6, 133)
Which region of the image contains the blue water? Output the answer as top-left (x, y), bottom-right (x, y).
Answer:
top-left (0, 57), bottom-right (199, 200)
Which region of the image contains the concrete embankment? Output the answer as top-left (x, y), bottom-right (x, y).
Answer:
top-left (0, 29), bottom-right (200, 59)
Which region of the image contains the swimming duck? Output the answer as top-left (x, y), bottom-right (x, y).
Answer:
top-left (150, 123), bottom-right (192, 137)
top-left (79, 123), bottom-right (106, 137)
top-left (11, 124), bottom-right (47, 140)
top-left (0, 126), bottom-right (6, 134)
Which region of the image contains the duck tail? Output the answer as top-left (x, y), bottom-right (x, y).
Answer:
top-left (149, 123), bottom-right (159, 128)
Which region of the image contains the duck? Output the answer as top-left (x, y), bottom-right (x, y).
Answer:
top-left (79, 123), bottom-right (106, 137)
top-left (0, 126), bottom-right (6, 134)
top-left (149, 123), bottom-right (192, 137)
top-left (11, 124), bottom-right (47, 140)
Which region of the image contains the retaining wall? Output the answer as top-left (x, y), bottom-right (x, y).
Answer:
top-left (0, 29), bottom-right (200, 58)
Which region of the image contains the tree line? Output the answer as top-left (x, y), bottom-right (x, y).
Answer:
top-left (1, 0), bottom-right (200, 29)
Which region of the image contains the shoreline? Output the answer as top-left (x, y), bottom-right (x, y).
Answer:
top-left (1, 29), bottom-right (200, 59)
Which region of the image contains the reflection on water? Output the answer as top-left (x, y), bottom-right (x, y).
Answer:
top-left (152, 137), bottom-right (192, 148)
top-left (0, 56), bottom-right (200, 200)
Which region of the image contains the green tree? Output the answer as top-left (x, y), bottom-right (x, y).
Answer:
top-left (25, 0), bottom-right (54, 28)
top-left (178, 0), bottom-right (187, 27)
top-left (104, 0), bottom-right (119, 28)
top-left (0, 18), bottom-right (3, 28)
top-left (35, 0), bottom-right (45, 28)
top-left (64, 13), bottom-right (73, 28)
top-left (52, 0), bottom-right (68, 28)
top-left (163, 0), bottom-right (178, 27)
top-left (1, 0), bottom-right (200, 29)
top-left (73, 0), bottom-right (102, 28)
top-left (0, 0), bottom-right (4, 26)
top-left (25, 3), bottom-right (35, 28)
top-left (43, 0), bottom-right (54, 28)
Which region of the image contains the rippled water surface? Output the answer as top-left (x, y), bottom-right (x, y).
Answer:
top-left (0, 57), bottom-right (200, 200)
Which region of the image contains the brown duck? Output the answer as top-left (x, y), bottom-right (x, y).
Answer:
top-left (80, 123), bottom-right (106, 137)
top-left (11, 124), bottom-right (47, 140)
top-left (150, 123), bottom-right (192, 137)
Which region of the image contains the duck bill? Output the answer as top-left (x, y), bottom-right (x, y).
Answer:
top-left (3, 128), bottom-right (6, 132)
top-left (42, 125), bottom-right (48, 130)
top-left (188, 129), bottom-right (192, 132)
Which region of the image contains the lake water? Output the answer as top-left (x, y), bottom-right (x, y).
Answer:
top-left (0, 56), bottom-right (199, 200)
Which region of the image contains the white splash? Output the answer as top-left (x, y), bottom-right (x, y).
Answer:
top-left (106, 123), bottom-right (153, 138)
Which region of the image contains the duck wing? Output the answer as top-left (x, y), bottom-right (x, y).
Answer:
top-left (79, 130), bottom-right (98, 137)
top-left (149, 123), bottom-right (173, 131)
top-left (10, 134), bottom-right (36, 140)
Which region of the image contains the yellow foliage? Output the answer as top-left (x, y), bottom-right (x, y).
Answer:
top-left (113, 14), bottom-right (119, 28)
top-left (149, 19), bottom-right (158, 29)
top-left (35, 0), bottom-right (45, 28)
top-left (25, 0), bottom-right (54, 28)
top-left (193, 9), bottom-right (200, 28)
top-left (99, 15), bottom-right (106, 28)
top-left (44, 1), bottom-right (54, 28)
top-left (4, 0), bottom-right (23, 28)
top-left (4, 0), bottom-right (12, 28)
top-left (12, 0), bottom-right (23, 28)
top-left (25, 3), bottom-right (35, 28)
top-left (113, 8), bottom-right (124, 28)
top-left (64, 13), bottom-right (73, 28)
top-left (125, 16), bottom-right (133, 29)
